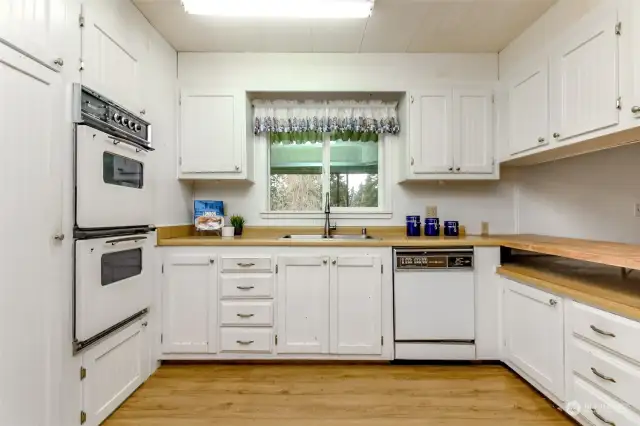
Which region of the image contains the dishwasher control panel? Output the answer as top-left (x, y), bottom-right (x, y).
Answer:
top-left (394, 248), bottom-right (473, 270)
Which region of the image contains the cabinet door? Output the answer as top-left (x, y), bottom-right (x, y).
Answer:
top-left (80, 4), bottom-right (146, 113)
top-left (180, 91), bottom-right (245, 174)
top-left (0, 0), bottom-right (66, 67)
top-left (277, 256), bottom-right (330, 354)
top-left (509, 62), bottom-right (549, 155)
top-left (631, 1), bottom-right (640, 122)
top-left (550, 7), bottom-right (620, 141)
top-left (82, 320), bottom-right (144, 426)
top-left (0, 44), bottom-right (62, 426)
top-left (503, 279), bottom-right (564, 400)
top-left (162, 254), bottom-right (217, 354)
top-left (330, 256), bottom-right (382, 355)
top-left (409, 89), bottom-right (454, 174)
top-left (453, 88), bottom-right (494, 173)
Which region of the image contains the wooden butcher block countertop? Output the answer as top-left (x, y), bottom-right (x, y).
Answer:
top-left (498, 256), bottom-right (640, 322)
top-left (157, 225), bottom-right (640, 270)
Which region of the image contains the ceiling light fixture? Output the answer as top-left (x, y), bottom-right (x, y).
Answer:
top-left (182, 0), bottom-right (374, 19)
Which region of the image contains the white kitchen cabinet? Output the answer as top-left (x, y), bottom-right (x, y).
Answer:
top-left (80, 2), bottom-right (148, 113)
top-left (631, 0), bottom-right (640, 122)
top-left (162, 254), bottom-right (217, 354)
top-left (330, 256), bottom-right (382, 355)
top-left (0, 0), bottom-right (67, 70)
top-left (502, 278), bottom-right (565, 400)
top-left (409, 88), bottom-right (454, 174)
top-left (549, 6), bottom-right (620, 143)
top-left (453, 88), bottom-right (494, 173)
top-left (0, 43), bottom-right (63, 426)
top-left (276, 256), bottom-right (330, 354)
top-left (407, 85), bottom-right (496, 180)
top-left (508, 60), bottom-right (549, 155)
top-left (81, 318), bottom-right (147, 426)
top-left (179, 90), bottom-right (251, 180)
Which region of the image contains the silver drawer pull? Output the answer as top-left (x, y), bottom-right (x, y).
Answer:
top-left (237, 286), bottom-right (255, 290)
top-left (237, 262), bottom-right (255, 267)
top-left (590, 325), bottom-right (616, 338)
top-left (237, 313), bottom-right (255, 318)
top-left (591, 367), bottom-right (616, 383)
top-left (236, 340), bottom-right (254, 345)
top-left (591, 408), bottom-right (616, 426)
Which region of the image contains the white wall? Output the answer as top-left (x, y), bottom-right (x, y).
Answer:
top-left (179, 53), bottom-right (515, 234)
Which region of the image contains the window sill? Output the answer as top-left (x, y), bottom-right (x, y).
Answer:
top-left (260, 211), bottom-right (393, 220)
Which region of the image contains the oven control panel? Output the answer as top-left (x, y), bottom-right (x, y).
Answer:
top-left (395, 249), bottom-right (474, 270)
top-left (75, 84), bottom-right (150, 145)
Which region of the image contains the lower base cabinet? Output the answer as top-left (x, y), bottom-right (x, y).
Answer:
top-left (81, 318), bottom-right (149, 426)
top-left (502, 278), bottom-right (565, 401)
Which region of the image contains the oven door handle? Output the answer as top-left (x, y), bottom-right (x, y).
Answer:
top-left (109, 135), bottom-right (153, 153)
top-left (105, 236), bottom-right (148, 246)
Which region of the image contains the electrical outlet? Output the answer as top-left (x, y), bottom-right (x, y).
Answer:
top-left (635, 203), bottom-right (640, 217)
top-left (481, 222), bottom-right (490, 236)
top-left (426, 206), bottom-right (438, 218)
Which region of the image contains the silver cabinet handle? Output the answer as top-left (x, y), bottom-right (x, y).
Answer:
top-left (323, 259), bottom-right (328, 264)
top-left (236, 340), bottom-right (254, 345)
top-left (549, 299), bottom-right (557, 306)
top-left (538, 137), bottom-right (545, 143)
top-left (235, 165), bottom-right (240, 171)
top-left (448, 167), bottom-right (453, 172)
top-left (237, 262), bottom-right (255, 267)
top-left (632, 106), bottom-right (640, 114)
top-left (237, 313), bottom-right (254, 318)
top-left (332, 260), bottom-right (337, 265)
top-left (237, 286), bottom-right (254, 290)
top-left (553, 132), bottom-right (561, 139)
top-left (140, 109), bottom-right (146, 115)
top-left (591, 367), bottom-right (616, 383)
top-left (590, 325), bottom-right (616, 338)
top-left (456, 167), bottom-right (461, 172)
top-left (141, 321), bottom-right (148, 327)
top-left (54, 233), bottom-right (65, 241)
top-left (410, 157), bottom-right (414, 166)
top-left (53, 58), bottom-right (64, 66)
top-left (591, 408), bottom-right (616, 426)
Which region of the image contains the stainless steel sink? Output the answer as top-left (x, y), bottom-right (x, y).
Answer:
top-left (280, 234), bottom-right (379, 241)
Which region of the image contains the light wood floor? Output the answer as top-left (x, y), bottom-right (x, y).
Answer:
top-left (104, 363), bottom-right (576, 426)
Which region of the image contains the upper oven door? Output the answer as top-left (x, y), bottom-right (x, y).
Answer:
top-left (75, 234), bottom-right (153, 342)
top-left (76, 125), bottom-right (152, 229)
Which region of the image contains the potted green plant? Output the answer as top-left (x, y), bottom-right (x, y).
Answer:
top-left (229, 214), bottom-right (245, 236)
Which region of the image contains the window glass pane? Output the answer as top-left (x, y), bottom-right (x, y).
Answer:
top-left (269, 141), bottom-right (323, 211)
top-left (101, 248), bottom-right (142, 286)
top-left (103, 152), bottom-right (144, 189)
top-left (329, 140), bottom-right (379, 208)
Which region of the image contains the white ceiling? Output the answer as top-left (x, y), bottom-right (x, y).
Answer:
top-left (133, 0), bottom-right (557, 53)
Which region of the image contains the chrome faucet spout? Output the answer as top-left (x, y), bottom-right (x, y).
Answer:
top-left (324, 192), bottom-right (330, 238)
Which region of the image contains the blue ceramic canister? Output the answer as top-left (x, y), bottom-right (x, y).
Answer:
top-left (444, 221), bottom-right (459, 237)
top-left (406, 215), bottom-right (421, 237)
top-left (424, 218), bottom-right (440, 236)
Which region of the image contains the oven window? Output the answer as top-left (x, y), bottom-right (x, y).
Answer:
top-left (102, 249), bottom-right (142, 286)
top-left (103, 152), bottom-right (143, 188)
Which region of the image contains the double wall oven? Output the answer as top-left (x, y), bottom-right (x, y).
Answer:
top-left (72, 84), bottom-right (155, 352)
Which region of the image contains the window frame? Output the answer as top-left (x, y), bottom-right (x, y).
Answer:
top-left (263, 133), bottom-right (390, 218)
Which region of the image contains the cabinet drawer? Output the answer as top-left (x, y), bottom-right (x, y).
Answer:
top-left (572, 375), bottom-right (640, 426)
top-left (570, 337), bottom-right (640, 411)
top-left (220, 274), bottom-right (274, 298)
top-left (220, 301), bottom-right (273, 326)
top-left (220, 328), bottom-right (273, 353)
top-left (570, 302), bottom-right (640, 363)
top-left (220, 257), bottom-right (272, 273)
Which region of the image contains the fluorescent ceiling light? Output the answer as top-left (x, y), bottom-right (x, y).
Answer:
top-left (182, 0), bottom-right (374, 19)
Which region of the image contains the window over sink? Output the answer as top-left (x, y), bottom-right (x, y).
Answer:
top-left (268, 136), bottom-right (382, 212)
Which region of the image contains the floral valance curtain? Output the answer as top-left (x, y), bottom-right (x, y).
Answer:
top-left (253, 99), bottom-right (400, 143)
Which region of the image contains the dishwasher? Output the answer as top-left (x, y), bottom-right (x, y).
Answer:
top-left (393, 247), bottom-right (476, 360)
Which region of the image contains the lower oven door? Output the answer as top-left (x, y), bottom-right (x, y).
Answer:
top-left (76, 125), bottom-right (152, 229)
top-left (75, 234), bottom-right (152, 342)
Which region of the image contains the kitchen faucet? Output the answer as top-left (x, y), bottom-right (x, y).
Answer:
top-left (324, 192), bottom-right (336, 238)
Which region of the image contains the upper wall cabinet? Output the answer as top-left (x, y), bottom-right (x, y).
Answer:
top-left (631, 1), bottom-right (640, 122)
top-left (405, 85), bottom-right (496, 181)
top-left (179, 91), bottom-right (253, 180)
top-left (80, 3), bottom-right (148, 114)
top-left (508, 60), bottom-right (549, 155)
top-left (549, 7), bottom-right (620, 143)
top-left (0, 0), bottom-right (67, 70)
